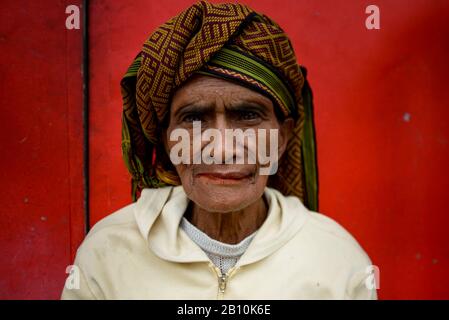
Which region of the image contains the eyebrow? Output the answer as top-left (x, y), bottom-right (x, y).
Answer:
top-left (227, 101), bottom-right (270, 115)
top-left (173, 100), bottom-right (271, 118)
top-left (173, 103), bottom-right (215, 119)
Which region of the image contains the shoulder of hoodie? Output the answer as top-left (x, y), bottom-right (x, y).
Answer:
top-left (89, 202), bottom-right (138, 236)
top-left (74, 186), bottom-right (176, 259)
top-left (282, 193), bottom-right (373, 266)
top-left (79, 186), bottom-right (175, 248)
top-left (74, 200), bottom-right (140, 259)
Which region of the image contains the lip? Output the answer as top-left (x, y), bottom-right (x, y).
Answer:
top-left (196, 171), bottom-right (253, 184)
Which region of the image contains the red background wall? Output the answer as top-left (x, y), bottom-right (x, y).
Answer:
top-left (0, 0), bottom-right (85, 299)
top-left (1, 0), bottom-right (448, 299)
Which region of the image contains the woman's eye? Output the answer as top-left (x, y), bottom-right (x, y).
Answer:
top-left (239, 111), bottom-right (260, 121)
top-left (182, 114), bottom-right (203, 123)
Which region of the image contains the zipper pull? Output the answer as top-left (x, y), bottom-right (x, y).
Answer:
top-left (219, 274), bottom-right (227, 293)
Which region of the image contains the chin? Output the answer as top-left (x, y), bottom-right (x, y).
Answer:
top-left (187, 182), bottom-right (263, 213)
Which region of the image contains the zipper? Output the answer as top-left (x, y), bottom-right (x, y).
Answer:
top-left (209, 263), bottom-right (239, 299)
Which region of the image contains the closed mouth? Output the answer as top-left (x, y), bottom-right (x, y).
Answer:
top-left (196, 171), bottom-right (253, 184)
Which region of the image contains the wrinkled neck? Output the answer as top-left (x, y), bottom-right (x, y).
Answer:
top-left (184, 195), bottom-right (268, 244)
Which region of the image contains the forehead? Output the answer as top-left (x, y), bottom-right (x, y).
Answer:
top-left (170, 74), bottom-right (273, 110)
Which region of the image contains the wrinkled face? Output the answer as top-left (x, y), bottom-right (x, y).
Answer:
top-left (163, 74), bottom-right (292, 213)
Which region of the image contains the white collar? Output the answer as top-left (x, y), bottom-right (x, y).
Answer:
top-left (133, 185), bottom-right (310, 266)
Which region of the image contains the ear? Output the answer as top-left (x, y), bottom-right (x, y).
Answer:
top-left (278, 117), bottom-right (294, 159)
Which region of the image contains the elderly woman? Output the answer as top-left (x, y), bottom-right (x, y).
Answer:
top-left (62, 1), bottom-right (377, 300)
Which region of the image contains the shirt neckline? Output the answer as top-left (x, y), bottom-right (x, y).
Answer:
top-left (180, 216), bottom-right (257, 258)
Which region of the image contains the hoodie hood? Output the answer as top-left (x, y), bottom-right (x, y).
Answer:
top-left (133, 185), bottom-right (310, 267)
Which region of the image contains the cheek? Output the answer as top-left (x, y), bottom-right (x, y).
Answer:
top-left (254, 121), bottom-right (282, 157)
top-left (172, 163), bottom-right (190, 181)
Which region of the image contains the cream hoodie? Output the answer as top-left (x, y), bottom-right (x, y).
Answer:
top-left (61, 186), bottom-right (377, 300)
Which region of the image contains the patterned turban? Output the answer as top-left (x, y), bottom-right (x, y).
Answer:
top-left (120, 0), bottom-right (318, 211)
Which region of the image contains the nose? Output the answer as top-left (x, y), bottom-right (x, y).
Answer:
top-left (208, 115), bottom-right (235, 164)
top-left (202, 114), bottom-right (253, 165)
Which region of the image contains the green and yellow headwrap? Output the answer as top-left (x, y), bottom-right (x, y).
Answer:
top-left (120, 0), bottom-right (318, 211)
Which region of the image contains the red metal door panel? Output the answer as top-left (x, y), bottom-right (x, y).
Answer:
top-left (0, 0), bottom-right (85, 299)
top-left (88, 0), bottom-right (449, 299)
